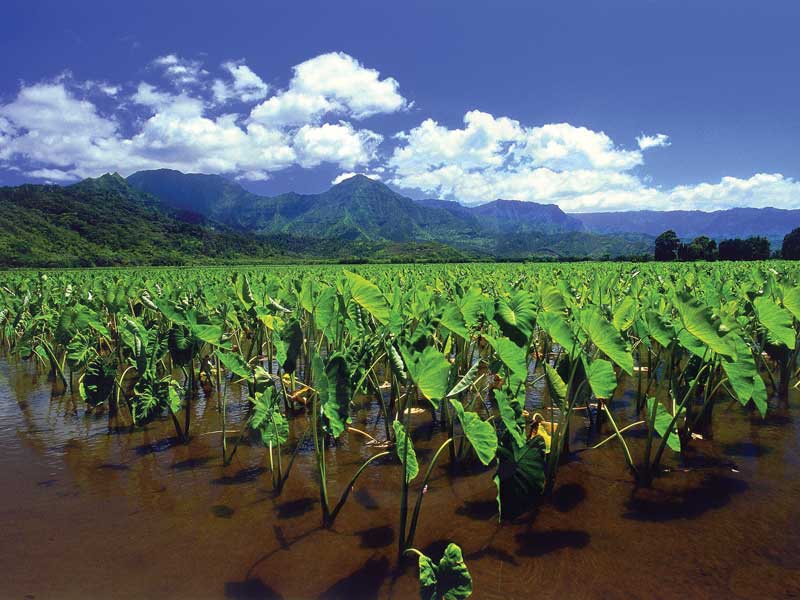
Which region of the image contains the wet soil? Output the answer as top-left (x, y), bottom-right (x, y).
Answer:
top-left (1, 357), bottom-right (798, 599)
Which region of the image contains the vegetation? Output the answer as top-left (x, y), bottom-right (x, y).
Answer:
top-left (783, 227), bottom-right (800, 260)
top-left (1, 261), bottom-right (799, 596)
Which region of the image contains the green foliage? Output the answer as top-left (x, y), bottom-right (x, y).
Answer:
top-left (414, 543), bottom-right (473, 600)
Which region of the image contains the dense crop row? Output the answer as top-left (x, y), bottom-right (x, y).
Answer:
top-left (1, 262), bottom-right (799, 597)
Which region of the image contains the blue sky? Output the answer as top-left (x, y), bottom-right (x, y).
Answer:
top-left (1, 0), bottom-right (799, 211)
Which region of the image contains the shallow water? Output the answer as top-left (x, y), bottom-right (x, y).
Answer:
top-left (1, 356), bottom-right (799, 599)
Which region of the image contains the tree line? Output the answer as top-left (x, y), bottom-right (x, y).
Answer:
top-left (654, 227), bottom-right (800, 261)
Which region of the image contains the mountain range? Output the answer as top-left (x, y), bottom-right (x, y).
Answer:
top-left (1, 168), bottom-right (797, 267)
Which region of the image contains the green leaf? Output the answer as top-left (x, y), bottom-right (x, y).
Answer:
top-left (674, 296), bottom-right (736, 358)
top-left (612, 297), bottom-right (637, 331)
top-left (446, 362), bottom-right (481, 398)
top-left (538, 311), bottom-right (578, 358)
top-left (782, 285), bottom-right (800, 321)
top-left (280, 319), bottom-right (304, 374)
top-left (580, 308), bottom-right (634, 375)
top-left (544, 363), bottom-right (567, 405)
top-left (215, 349), bottom-right (251, 380)
top-left (344, 271), bottom-right (390, 325)
top-left (494, 434), bottom-right (546, 520)
top-left (485, 335), bottom-right (528, 380)
top-left (437, 543), bottom-right (473, 600)
top-left (393, 420), bottom-right (419, 483)
top-left (494, 291), bottom-right (536, 347)
top-left (402, 346), bottom-right (451, 408)
top-left (584, 357), bottom-right (617, 399)
top-left (645, 310), bottom-right (675, 348)
top-left (494, 388), bottom-right (526, 448)
top-left (418, 553), bottom-right (439, 600)
top-left (646, 397), bottom-right (682, 452)
top-left (754, 296), bottom-right (796, 348)
top-left (321, 353), bottom-right (351, 438)
top-left (449, 399), bottom-right (497, 466)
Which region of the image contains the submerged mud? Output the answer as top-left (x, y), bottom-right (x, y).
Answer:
top-left (1, 356), bottom-right (798, 599)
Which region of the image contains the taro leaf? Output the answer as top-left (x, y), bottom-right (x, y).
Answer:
top-left (280, 319), bottom-right (304, 374)
top-left (584, 357), bottom-right (617, 400)
top-left (449, 399), bottom-right (497, 466)
top-left (344, 271), bottom-right (390, 325)
top-left (646, 397), bottom-right (682, 452)
top-left (539, 285), bottom-right (566, 313)
top-left (580, 308), bottom-right (634, 375)
top-left (232, 273), bottom-right (254, 310)
top-left (646, 310), bottom-right (675, 348)
top-left (612, 296), bottom-right (637, 332)
top-left (393, 420), bottom-right (419, 482)
top-left (416, 543), bottom-right (473, 600)
top-left (440, 303), bottom-right (471, 342)
top-left (418, 554), bottom-right (439, 600)
top-left (782, 285), bottom-right (800, 321)
top-left (485, 335), bottom-right (528, 381)
top-left (674, 295), bottom-right (736, 359)
top-left (81, 359), bottom-right (115, 407)
top-left (167, 382), bottom-right (182, 414)
top-left (168, 325), bottom-right (194, 366)
top-left (494, 388), bottom-right (526, 448)
top-left (494, 433), bottom-right (546, 521)
top-left (251, 389), bottom-right (288, 446)
top-left (537, 311), bottom-right (578, 357)
top-left (215, 349), bottom-right (251, 381)
top-left (322, 353), bottom-right (351, 438)
top-left (754, 296), bottom-right (796, 349)
top-left (446, 362), bottom-right (481, 398)
top-left (494, 291), bottom-right (536, 347)
top-left (401, 345), bottom-right (451, 408)
top-left (544, 363), bottom-right (567, 406)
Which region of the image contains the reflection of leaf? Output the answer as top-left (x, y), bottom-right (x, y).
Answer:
top-left (393, 420), bottom-right (418, 482)
top-left (449, 399), bottom-right (497, 466)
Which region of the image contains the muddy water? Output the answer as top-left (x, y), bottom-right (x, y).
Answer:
top-left (1, 356), bottom-right (799, 600)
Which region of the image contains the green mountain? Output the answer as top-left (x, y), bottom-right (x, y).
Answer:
top-left (126, 169), bottom-right (645, 258)
top-left (0, 170), bottom-right (657, 267)
top-left (0, 174), bottom-right (469, 267)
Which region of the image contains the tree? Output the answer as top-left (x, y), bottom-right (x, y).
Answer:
top-left (747, 236), bottom-right (770, 260)
top-left (678, 236), bottom-right (717, 261)
top-left (654, 230), bottom-right (680, 261)
top-left (718, 236), bottom-right (770, 261)
top-left (782, 228), bottom-right (800, 259)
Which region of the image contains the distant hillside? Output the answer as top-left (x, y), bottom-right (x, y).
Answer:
top-left (0, 174), bottom-right (469, 267)
top-left (126, 169), bottom-right (634, 257)
top-left (574, 207), bottom-right (800, 245)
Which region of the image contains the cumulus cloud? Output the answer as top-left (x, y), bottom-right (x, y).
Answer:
top-left (637, 133), bottom-right (670, 150)
top-left (0, 53), bottom-right (396, 182)
top-left (388, 110), bottom-right (800, 211)
top-left (331, 171), bottom-right (382, 185)
top-left (153, 54), bottom-right (208, 85)
top-left (213, 61), bottom-right (269, 103)
top-left (248, 51), bottom-right (408, 127)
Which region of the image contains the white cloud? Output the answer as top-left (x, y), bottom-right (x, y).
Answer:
top-left (248, 51), bottom-right (408, 127)
top-left (331, 171), bottom-right (382, 185)
top-left (637, 133), bottom-right (670, 150)
top-left (293, 122), bottom-right (382, 169)
top-left (0, 53), bottom-right (395, 181)
top-left (153, 54), bottom-right (208, 85)
top-left (213, 61), bottom-right (269, 103)
top-left (389, 110), bottom-right (800, 211)
top-left (26, 168), bottom-right (82, 182)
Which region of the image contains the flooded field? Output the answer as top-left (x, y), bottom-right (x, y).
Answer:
top-left (2, 355), bottom-right (798, 600)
